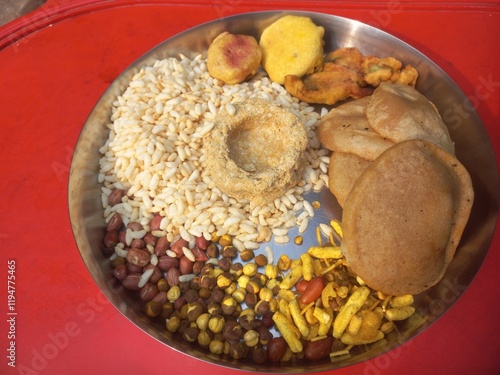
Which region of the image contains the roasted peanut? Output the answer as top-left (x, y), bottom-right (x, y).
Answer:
top-left (304, 336), bottom-right (334, 361)
top-left (140, 282), bottom-right (159, 301)
top-left (126, 248), bottom-right (151, 267)
top-left (106, 213), bottom-right (123, 232)
top-left (267, 337), bottom-right (288, 362)
top-left (122, 273), bottom-right (141, 290)
top-left (113, 264), bottom-right (127, 280)
top-left (166, 267), bottom-right (180, 287)
top-left (157, 256), bottom-right (179, 271)
top-left (179, 256), bottom-right (194, 275)
top-left (104, 231), bottom-right (119, 250)
top-left (195, 235), bottom-right (210, 251)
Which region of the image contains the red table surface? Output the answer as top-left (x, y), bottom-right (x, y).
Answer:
top-left (1, 1), bottom-right (499, 374)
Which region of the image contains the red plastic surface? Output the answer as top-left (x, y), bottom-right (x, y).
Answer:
top-left (1, 1), bottom-right (499, 374)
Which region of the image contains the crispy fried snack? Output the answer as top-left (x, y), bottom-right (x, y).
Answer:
top-left (259, 15), bottom-right (325, 84)
top-left (324, 47), bottom-right (365, 71)
top-left (363, 56), bottom-right (418, 87)
top-left (284, 47), bottom-right (418, 105)
top-left (284, 63), bottom-right (373, 105)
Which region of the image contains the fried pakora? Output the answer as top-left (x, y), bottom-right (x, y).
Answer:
top-left (363, 56), bottom-right (418, 87)
top-left (284, 47), bottom-right (419, 105)
top-left (259, 15), bottom-right (325, 85)
top-left (284, 62), bottom-right (373, 105)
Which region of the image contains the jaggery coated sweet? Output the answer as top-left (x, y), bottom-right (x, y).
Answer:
top-left (203, 99), bottom-right (308, 206)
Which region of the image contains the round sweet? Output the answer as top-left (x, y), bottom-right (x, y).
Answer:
top-left (203, 98), bottom-right (308, 206)
top-left (207, 32), bottom-right (262, 85)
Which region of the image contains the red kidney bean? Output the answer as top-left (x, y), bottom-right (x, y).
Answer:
top-left (295, 279), bottom-right (310, 293)
top-left (300, 276), bottom-right (326, 305)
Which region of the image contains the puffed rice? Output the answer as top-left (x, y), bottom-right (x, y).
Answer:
top-left (99, 54), bottom-right (329, 245)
